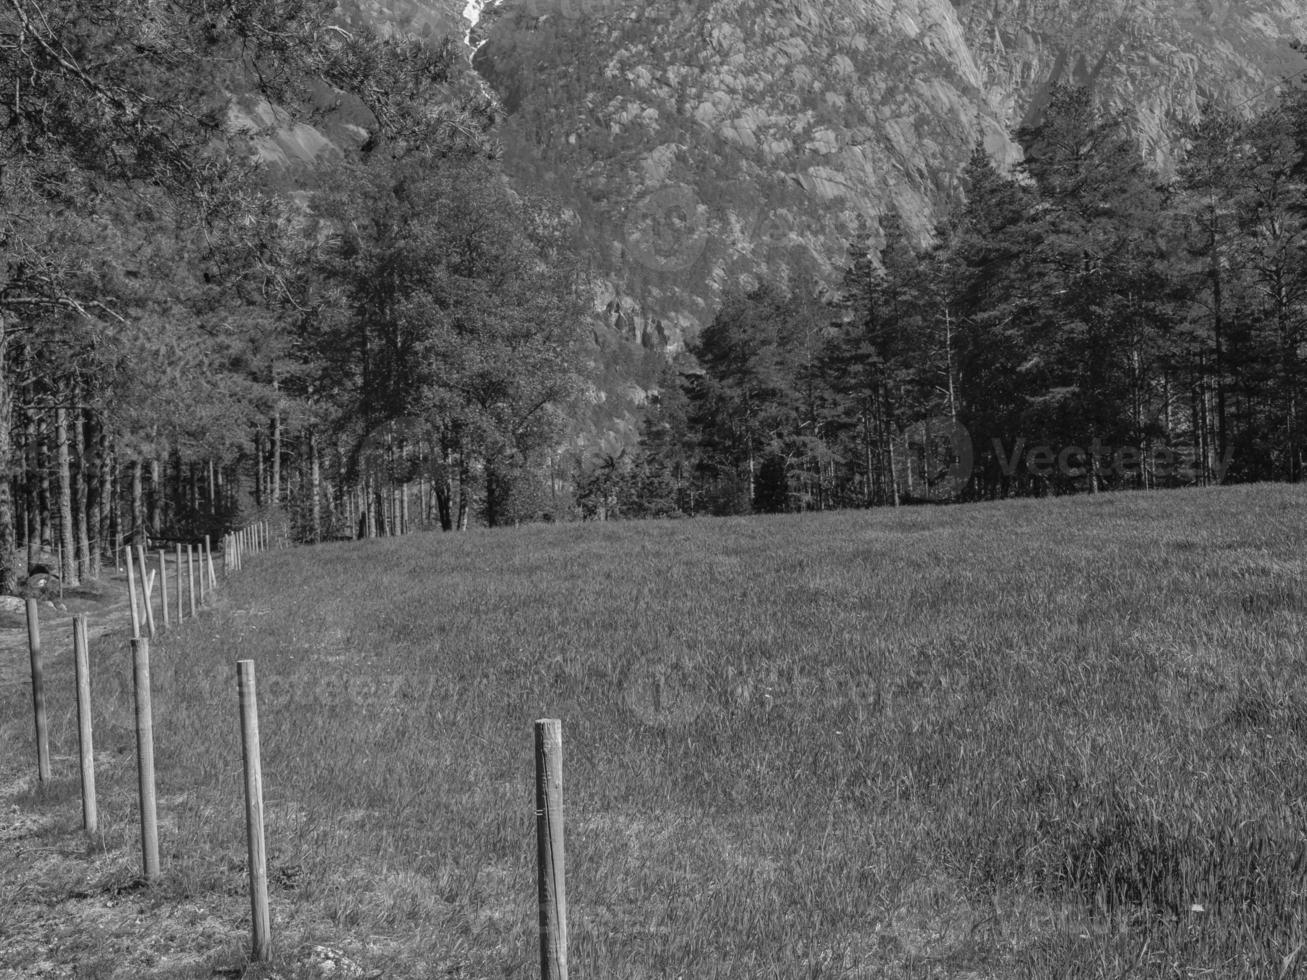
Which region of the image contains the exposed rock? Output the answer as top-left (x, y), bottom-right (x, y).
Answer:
top-left (20, 572), bottom-right (59, 601)
top-left (471, 0), bottom-right (1307, 349)
top-left (298, 944), bottom-right (365, 978)
top-left (258, 0), bottom-right (1306, 451)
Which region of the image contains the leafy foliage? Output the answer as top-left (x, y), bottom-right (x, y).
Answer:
top-left (615, 82), bottom-right (1307, 517)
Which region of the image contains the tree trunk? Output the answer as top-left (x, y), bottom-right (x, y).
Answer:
top-left (55, 406), bottom-right (79, 586)
top-left (146, 456), bottom-right (160, 534)
top-left (130, 459), bottom-right (144, 545)
top-left (254, 428), bottom-right (265, 509)
top-left (25, 415), bottom-right (39, 570)
top-left (37, 418), bottom-right (52, 549)
top-left (72, 410), bottom-right (90, 580)
top-left (0, 320), bottom-right (16, 593)
top-left (436, 440), bottom-right (454, 531)
top-left (207, 457), bottom-right (216, 517)
top-left (14, 423), bottom-right (26, 562)
top-left (310, 430), bottom-right (322, 543)
top-left (189, 460), bottom-right (200, 517)
top-left (271, 409), bottom-right (282, 506)
top-left (456, 451), bottom-right (471, 531)
top-left (85, 415), bottom-right (102, 578)
top-left (364, 477), bottom-right (376, 537)
top-left (107, 447), bottom-right (121, 567)
top-left (1209, 248), bottom-right (1227, 473)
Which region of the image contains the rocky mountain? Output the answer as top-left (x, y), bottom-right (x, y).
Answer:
top-left (467, 0), bottom-right (1306, 361)
top-left (272, 0), bottom-right (1305, 453)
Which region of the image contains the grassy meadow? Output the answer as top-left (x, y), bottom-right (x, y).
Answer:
top-left (3, 483), bottom-right (1307, 978)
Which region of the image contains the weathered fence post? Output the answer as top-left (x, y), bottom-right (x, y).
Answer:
top-left (159, 550), bottom-right (169, 629)
top-left (132, 636), bottom-right (160, 880)
top-left (73, 616), bottom-right (97, 833)
top-left (237, 660), bottom-right (271, 960)
top-left (126, 544), bottom-right (142, 638)
top-left (206, 535), bottom-right (216, 590)
top-left (26, 598), bottom-right (50, 785)
top-left (187, 545), bottom-right (197, 618)
top-left (175, 543), bottom-right (183, 623)
top-left (136, 545), bottom-right (156, 638)
top-left (535, 719), bottom-right (568, 980)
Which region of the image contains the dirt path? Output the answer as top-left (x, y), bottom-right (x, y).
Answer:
top-left (0, 565), bottom-right (140, 688)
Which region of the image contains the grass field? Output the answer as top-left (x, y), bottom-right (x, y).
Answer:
top-left (3, 483), bottom-right (1307, 978)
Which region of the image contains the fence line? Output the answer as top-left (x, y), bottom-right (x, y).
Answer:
top-left (12, 517), bottom-right (580, 978)
top-left (21, 517), bottom-right (269, 805)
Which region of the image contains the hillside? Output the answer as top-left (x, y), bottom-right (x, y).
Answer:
top-left (3, 484), bottom-right (1307, 977)
top-left (470, 0), bottom-right (1307, 350)
top-left (229, 0), bottom-right (1307, 458)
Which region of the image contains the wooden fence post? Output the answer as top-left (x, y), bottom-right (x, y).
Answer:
top-left (175, 543), bottom-right (183, 623)
top-left (73, 616), bottom-right (97, 833)
top-left (237, 660), bottom-right (271, 960)
top-left (136, 545), bottom-right (156, 638)
top-left (132, 637), bottom-right (160, 880)
top-left (187, 545), bottom-right (197, 618)
top-left (126, 544), bottom-right (141, 638)
top-left (535, 719), bottom-right (568, 980)
top-left (159, 550), bottom-right (169, 629)
top-left (25, 598), bottom-right (50, 785)
top-left (206, 535), bottom-right (217, 590)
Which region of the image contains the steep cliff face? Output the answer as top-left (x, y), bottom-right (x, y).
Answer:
top-left (470, 0), bottom-right (1306, 352)
top-left (955, 0), bottom-right (1307, 163)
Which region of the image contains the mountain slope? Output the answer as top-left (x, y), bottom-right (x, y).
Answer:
top-left (471, 0), bottom-right (1307, 351)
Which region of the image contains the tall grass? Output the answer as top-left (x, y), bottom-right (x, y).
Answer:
top-left (4, 483), bottom-right (1307, 977)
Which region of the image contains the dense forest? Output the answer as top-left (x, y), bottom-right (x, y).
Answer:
top-left (1, 0), bottom-right (590, 593)
top-left (587, 83), bottom-right (1307, 518)
top-left (3, 1), bottom-right (1305, 594)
